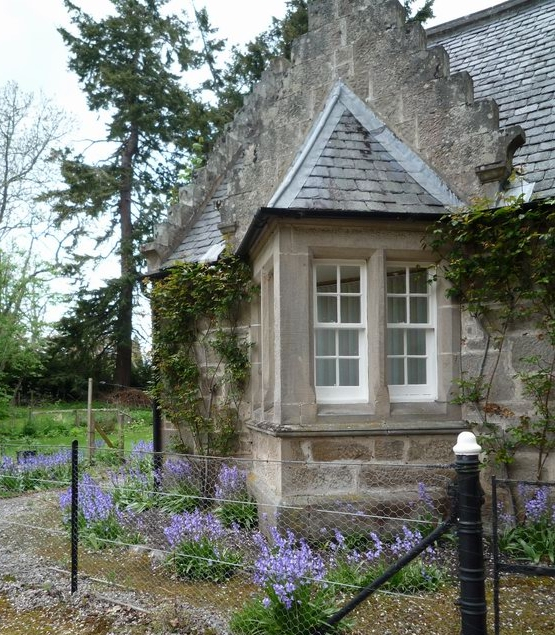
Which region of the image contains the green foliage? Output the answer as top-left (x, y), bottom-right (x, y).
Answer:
top-left (150, 253), bottom-right (257, 456)
top-left (167, 538), bottom-right (241, 583)
top-left (403, 0), bottom-right (435, 23)
top-left (498, 485), bottom-right (555, 564)
top-left (214, 499), bottom-right (258, 531)
top-left (212, 0), bottom-right (309, 126)
top-left (428, 197), bottom-right (555, 478)
top-left (500, 521), bottom-right (555, 565)
top-left (229, 585), bottom-right (341, 635)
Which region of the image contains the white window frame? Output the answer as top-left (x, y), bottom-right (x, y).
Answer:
top-left (386, 264), bottom-right (437, 402)
top-left (313, 261), bottom-right (368, 403)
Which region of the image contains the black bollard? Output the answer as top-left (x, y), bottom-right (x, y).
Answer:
top-left (453, 431), bottom-right (488, 635)
top-left (70, 439), bottom-right (79, 594)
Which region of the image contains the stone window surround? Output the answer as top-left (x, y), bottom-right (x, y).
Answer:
top-left (249, 218), bottom-right (461, 431)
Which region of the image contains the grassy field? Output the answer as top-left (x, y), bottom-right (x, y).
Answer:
top-left (0, 402), bottom-right (153, 454)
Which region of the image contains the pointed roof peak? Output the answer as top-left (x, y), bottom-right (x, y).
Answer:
top-left (269, 81), bottom-right (463, 214)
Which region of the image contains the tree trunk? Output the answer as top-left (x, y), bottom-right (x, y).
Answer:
top-left (115, 124), bottom-right (138, 388)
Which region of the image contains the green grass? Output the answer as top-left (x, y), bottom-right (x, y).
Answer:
top-left (0, 402), bottom-right (153, 454)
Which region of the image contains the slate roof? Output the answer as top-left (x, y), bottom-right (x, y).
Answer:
top-left (270, 82), bottom-right (461, 212)
top-left (427, 0), bottom-right (555, 199)
top-left (163, 177), bottom-right (227, 268)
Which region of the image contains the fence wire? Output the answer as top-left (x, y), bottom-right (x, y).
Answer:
top-left (0, 441), bottom-right (460, 634)
top-left (491, 477), bottom-right (555, 635)
top-left (1, 442), bottom-right (553, 634)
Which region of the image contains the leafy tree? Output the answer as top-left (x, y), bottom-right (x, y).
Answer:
top-left (0, 81), bottom-right (71, 243)
top-left (0, 82), bottom-right (71, 406)
top-left (47, 0), bottom-right (220, 388)
top-left (404, 0), bottom-right (435, 23)
top-left (0, 248), bottom-right (53, 404)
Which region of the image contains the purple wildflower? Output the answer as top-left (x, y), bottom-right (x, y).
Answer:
top-left (364, 532), bottom-right (384, 562)
top-left (214, 464), bottom-right (248, 500)
top-left (164, 509), bottom-right (226, 547)
top-left (253, 527), bottom-right (326, 609)
top-left (418, 482), bottom-right (436, 513)
top-left (164, 458), bottom-right (193, 482)
top-left (60, 474), bottom-right (115, 525)
top-left (390, 526), bottom-right (423, 557)
top-left (523, 486), bottom-right (549, 523)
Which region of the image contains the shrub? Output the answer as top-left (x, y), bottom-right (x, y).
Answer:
top-left (164, 509), bottom-right (241, 582)
top-left (214, 464), bottom-right (258, 530)
top-left (60, 474), bottom-right (140, 549)
top-left (499, 485), bottom-right (555, 564)
top-left (230, 527), bottom-right (341, 635)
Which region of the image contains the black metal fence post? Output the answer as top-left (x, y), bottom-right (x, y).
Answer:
top-left (453, 431), bottom-right (488, 635)
top-left (71, 439), bottom-right (79, 594)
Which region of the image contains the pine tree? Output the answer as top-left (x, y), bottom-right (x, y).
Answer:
top-left (48, 0), bottom-right (219, 388)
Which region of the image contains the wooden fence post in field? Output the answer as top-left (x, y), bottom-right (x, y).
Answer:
top-left (87, 378), bottom-right (94, 463)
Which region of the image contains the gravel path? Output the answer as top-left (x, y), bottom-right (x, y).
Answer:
top-left (1, 491), bottom-right (554, 634)
top-left (0, 492), bottom-right (227, 634)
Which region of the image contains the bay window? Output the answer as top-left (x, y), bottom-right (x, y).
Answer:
top-left (313, 259), bottom-right (437, 405)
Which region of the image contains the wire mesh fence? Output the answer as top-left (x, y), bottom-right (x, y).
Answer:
top-left (0, 440), bottom-right (465, 634)
top-left (3, 442), bottom-right (554, 633)
top-left (491, 477), bottom-right (555, 635)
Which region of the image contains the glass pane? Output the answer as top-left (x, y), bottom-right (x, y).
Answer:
top-left (387, 329), bottom-right (404, 355)
top-left (388, 358), bottom-right (404, 385)
top-left (387, 268), bottom-right (406, 294)
top-left (388, 297), bottom-right (406, 323)
top-left (317, 296), bottom-right (337, 323)
top-left (340, 266), bottom-right (360, 293)
top-left (316, 265), bottom-right (337, 293)
top-left (408, 358), bottom-right (426, 384)
top-left (407, 329), bottom-right (426, 355)
top-left (338, 330), bottom-right (358, 356)
top-left (339, 359), bottom-right (359, 386)
top-left (410, 297), bottom-right (428, 323)
top-left (409, 268), bottom-right (428, 293)
top-left (316, 330), bottom-right (335, 356)
top-left (341, 296), bottom-right (361, 323)
top-left (316, 359), bottom-right (336, 386)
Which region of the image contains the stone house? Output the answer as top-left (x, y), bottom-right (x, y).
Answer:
top-left (144, 0), bottom-right (555, 508)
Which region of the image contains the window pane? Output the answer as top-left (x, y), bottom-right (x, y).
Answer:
top-left (317, 296), bottom-right (337, 323)
top-left (341, 296), bottom-right (361, 323)
top-left (388, 358), bottom-right (404, 385)
top-left (339, 359), bottom-right (359, 386)
top-left (338, 330), bottom-right (358, 356)
top-left (316, 330), bottom-right (335, 356)
top-left (316, 359), bottom-right (336, 386)
top-left (409, 268), bottom-right (428, 293)
top-left (387, 329), bottom-right (404, 355)
top-left (408, 358), bottom-right (426, 384)
top-left (316, 265), bottom-right (337, 293)
top-left (410, 297), bottom-right (428, 323)
top-left (388, 297), bottom-right (406, 323)
top-left (387, 268), bottom-right (406, 293)
top-left (340, 266), bottom-right (360, 293)
top-left (407, 329), bottom-right (426, 355)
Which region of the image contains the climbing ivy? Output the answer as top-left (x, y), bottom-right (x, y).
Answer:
top-left (428, 197), bottom-right (555, 478)
top-left (149, 253), bottom-right (257, 456)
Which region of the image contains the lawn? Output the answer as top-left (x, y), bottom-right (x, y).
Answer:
top-left (0, 402), bottom-right (153, 454)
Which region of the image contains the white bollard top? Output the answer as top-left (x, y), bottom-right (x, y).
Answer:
top-left (453, 431), bottom-right (482, 456)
